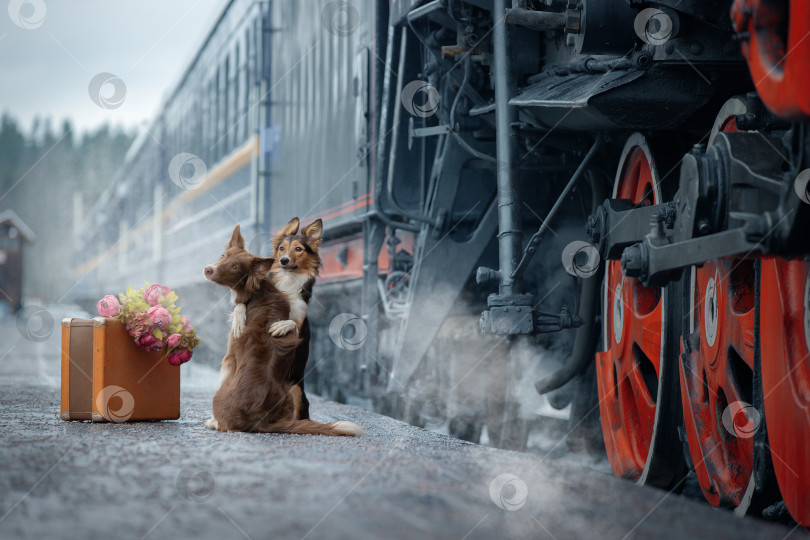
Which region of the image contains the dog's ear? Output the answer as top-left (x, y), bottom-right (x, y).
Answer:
top-left (272, 217), bottom-right (299, 252)
top-left (250, 257), bottom-right (275, 275)
top-left (278, 217), bottom-right (300, 238)
top-left (301, 219), bottom-right (323, 247)
top-left (246, 257), bottom-right (275, 293)
top-left (228, 224), bottom-right (245, 249)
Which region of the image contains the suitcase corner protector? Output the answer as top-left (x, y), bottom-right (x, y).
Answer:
top-left (91, 413), bottom-right (107, 422)
top-left (61, 318), bottom-right (73, 327)
top-left (60, 411), bottom-right (71, 421)
top-left (92, 317), bottom-right (107, 327)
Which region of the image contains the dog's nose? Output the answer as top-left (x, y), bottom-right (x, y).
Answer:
top-left (280, 257), bottom-right (289, 266)
top-left (204, 265), bottom-right (214, 277)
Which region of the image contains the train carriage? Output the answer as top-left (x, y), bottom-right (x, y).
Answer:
top-left (73, 0), bottom-right (810, 525)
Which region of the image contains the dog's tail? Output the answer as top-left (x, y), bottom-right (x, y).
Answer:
top-left (255, 419), bottom-right (366, 436)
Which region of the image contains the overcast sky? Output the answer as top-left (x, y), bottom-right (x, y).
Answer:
top-left (0, 0), bottom-right (226, 134)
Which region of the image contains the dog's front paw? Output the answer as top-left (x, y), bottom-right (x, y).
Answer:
top-left (268, 319), bottom-right (297, 337)
top-left (231, 303), bottom-right (246, 338)
top-left (204, 417), bottom-right (219, 430)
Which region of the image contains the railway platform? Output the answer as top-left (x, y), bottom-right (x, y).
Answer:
top-left (0, 307), bottom-right (800, 540)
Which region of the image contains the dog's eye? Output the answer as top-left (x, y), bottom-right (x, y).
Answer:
top-left (278, 246), bottom-right (284, 252)
top-left (295, 246), bottom-right (303, 252)
top-left (231, 264), bottom-right (239, 271)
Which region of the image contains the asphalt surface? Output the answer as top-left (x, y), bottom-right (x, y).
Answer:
top-left (0, 307), bottom-right (802, 539)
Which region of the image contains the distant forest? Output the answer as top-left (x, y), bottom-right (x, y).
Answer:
top-left (0, 113), bottom-right (136, 303)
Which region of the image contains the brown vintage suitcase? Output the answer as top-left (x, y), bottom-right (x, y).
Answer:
top-left (60, 317), bottom-right (180, 422)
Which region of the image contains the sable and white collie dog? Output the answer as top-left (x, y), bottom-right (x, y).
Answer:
top-left (230, 216), bottom-right (322, 419)
top-left (202, 224), bottom-right (363, 436)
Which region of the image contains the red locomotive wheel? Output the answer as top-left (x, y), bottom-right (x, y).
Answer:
top-left (679, 99), bottom-right (761, 508)
top-left (761, 258), bottom-right (810, 526)
top-left (731, 0), bottom-right (810, 119)
top-left (680, 260), bottom-right (757, 507)
top-left (596, 134), bottom-right (684, 487)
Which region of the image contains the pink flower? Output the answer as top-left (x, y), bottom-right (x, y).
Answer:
top-left (126, 324), bottom-right (143, 340)
top-left (146, 305), bottom-right (171, 329)
top-left (96, 295), bottom-right (120, 317)
top-left (137, 333), bottom-right (157, 348)
top-left (168, 348), bottom-right (192, 366)
top-left (144, 284), bottom-right (172, 306)
top-left (150, 339), bottom-right (165, 352)
top-left (166, 333), bottom-right (182, 348)
top-left (125, 314), bottom-right (149, 340)
top-left (180, 315), bottom-right (192, 333)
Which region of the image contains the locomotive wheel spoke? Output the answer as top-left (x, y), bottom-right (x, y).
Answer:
top-left (630, 309), bottom-right (664, 375)
top-left (626, 360), bottom-right (656, 423)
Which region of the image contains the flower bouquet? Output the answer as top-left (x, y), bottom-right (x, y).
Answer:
top-left (96, 283), bottom-right (201, 365)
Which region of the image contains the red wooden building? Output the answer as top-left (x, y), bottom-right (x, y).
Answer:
top-left (0, 210), bottom-right (35, 314)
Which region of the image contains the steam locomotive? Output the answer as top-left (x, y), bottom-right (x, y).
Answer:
top-left (74, 0), bottom-right (810, 524)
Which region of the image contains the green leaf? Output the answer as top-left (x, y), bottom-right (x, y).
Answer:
top-left (153, 328), bottom-right (163, 340)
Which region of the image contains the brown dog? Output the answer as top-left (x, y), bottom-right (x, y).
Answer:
top-left (202, 224), bottom-right (364, 436)
top-left (229, 216), bottom-right (324, 420)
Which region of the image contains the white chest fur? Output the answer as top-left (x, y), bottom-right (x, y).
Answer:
top-left (273, 271), bottom-right (310, 324)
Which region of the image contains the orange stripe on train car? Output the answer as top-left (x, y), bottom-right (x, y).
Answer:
top-left (72, 138), bottom-right (257, 278)
top-left (318, 198), bottom-right (372, 223)
top-left (300, 194), bottom-right (370, 225)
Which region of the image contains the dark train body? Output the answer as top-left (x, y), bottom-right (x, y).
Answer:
top-left (73, 0), bottom-right (810, 525)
